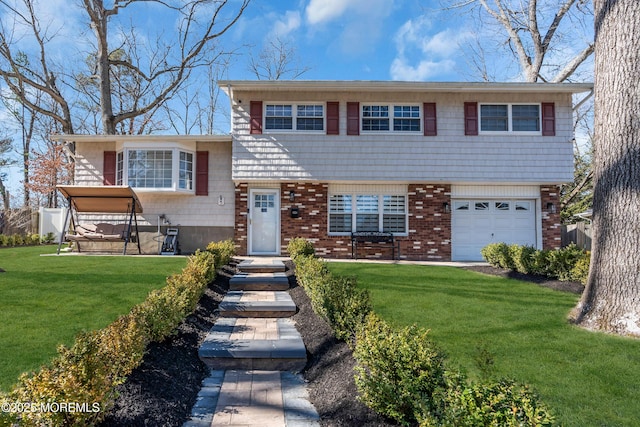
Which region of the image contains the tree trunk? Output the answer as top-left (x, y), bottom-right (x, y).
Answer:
top-left (571, 0), bottom-right (640, 336)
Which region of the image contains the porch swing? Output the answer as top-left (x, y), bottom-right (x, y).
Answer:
top-left (56, 185), bottom-right (143, 255)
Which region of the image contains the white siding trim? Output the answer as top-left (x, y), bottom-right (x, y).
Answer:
top-left (451, 185), bottom-right (540, 198)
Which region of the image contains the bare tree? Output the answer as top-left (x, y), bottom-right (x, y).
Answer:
top-left (569, 0), bottom-right (640, 337)
top-left (248, 36), bottom-right (311, 81)
top-left (0, 135), bottom-right (14, 211)
top-left (449, 0), bottom-right (594, 82)
top-left (0, 0), bottom-right (250, 135)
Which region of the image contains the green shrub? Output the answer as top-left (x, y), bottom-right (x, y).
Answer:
top-left (569, 251), bottom-right (590, 285)
top-left (0, 235), bottom-right (8, 246)
top-left (43, 232), bottom-right (56, 244)
top-left (438, 375), bottom-right (555, 427)
top-left (482, 242), bottom-right (588, 284)
top-left (481, 242), bottom-right (513, 269)
top-left (205, 239), bottom-right (236, 270)
top-left (316, 275), bottom-right (371, 344)
top-left (546, 244), bottom-right (585, 281)
top-left (510, 245), bottom-right (537, 274)
top-left (286, 237), bottom-right (315, 260)
top-left (354, 313), bottom-right (447, 426)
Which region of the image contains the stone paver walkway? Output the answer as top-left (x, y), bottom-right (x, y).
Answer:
top-left (183, 258), bottom-right (319, 427)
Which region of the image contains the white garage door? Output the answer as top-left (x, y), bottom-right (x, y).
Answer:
top-left (452, 200), bottom-right (537, 261)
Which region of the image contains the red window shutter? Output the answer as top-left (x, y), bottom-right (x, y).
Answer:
top-left (423, 102), bottom-right (437, 136)
top-left (542, 102), bottom-right (556, 136)
top-left (464, 102), bottom-right (478, 136)
top-left (195, 151), bottom-right (209, 196)
top-left (347, 102), bottom-right (360, 135)
top-left (250, 101), bottom-right (263, 134)
top-left (103, 151), bottom-right (116, 186)
top-left (326, 102), bottom-right (339, 135)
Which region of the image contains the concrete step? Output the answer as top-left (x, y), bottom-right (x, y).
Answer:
top-left (237, 258), bottom-right (287, 273)
top-left (219, 291), bottom-right (297, 318)
top-left (229, 272), bottom-right (290, 291)
top-left (199, 318), bottom-right (307, 372)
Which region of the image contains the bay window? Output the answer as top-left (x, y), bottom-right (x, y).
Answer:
top-left (116, 148), bottom-right (195, 192)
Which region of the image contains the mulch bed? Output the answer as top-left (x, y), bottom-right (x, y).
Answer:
top-left (462, 265), bottom-right (584, 294)
top-left (100, 260), bottom-right (581, 426)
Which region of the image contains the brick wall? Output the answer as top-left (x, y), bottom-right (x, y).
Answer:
top-left (235, 181), bottom-right (453, 261)
top-left (541, 185), bottom-right (562, 250)
top-left (398, 184), bottom-right (452, 260)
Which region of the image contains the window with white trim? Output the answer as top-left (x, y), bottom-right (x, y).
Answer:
top-left (116, 148), bottom-right (194, 191)
top-left (329, 193), bottom-right (407, 234)
top-left (264, 104), bottom-right (324, 131)
top-left (480, 104), bottom-right (540, 133)
top-left (362, 104), bottom-right (421, 132)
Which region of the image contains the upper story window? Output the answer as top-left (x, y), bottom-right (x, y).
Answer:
top-left (116, 148), bottom-right (194, 192)
top-left (362, 104), bottom-right (421, 132)
top-left (264, 103), bottom-right (324, 131)
top-left (480, 104), bottom-right (540, 133)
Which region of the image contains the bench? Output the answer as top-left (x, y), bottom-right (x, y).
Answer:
top-left (351, 231), bottom-right (399, 260)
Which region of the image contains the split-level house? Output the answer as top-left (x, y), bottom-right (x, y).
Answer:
top-left (60, 80), bottom-right (592, 261)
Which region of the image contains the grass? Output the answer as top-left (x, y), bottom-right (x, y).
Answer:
top-left (0, 246), bottom-right (187, 392)
top-left (328, 262), bottom-right (640, 427)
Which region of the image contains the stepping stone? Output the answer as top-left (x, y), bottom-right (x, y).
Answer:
top-left (199, 318), bottom-right (306, 372)
top-left (237, 258), bottom-right (286, 273)
top-left (229, 272), bottom-right (290, 291)
top-left (219, 291), bottom-right (297, 318)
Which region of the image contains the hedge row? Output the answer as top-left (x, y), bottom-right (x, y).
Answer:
top-left (0, 234), bottom-right (43, 247)
top-left (0, 241), bottom-right (233, 427)
top-left (481, 243), bottom-right (589, 284)
top-left (288, 237), bottom-right (554, 427)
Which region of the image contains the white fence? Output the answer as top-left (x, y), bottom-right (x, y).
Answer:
top-left (39, 207), bottom-right (67, 243)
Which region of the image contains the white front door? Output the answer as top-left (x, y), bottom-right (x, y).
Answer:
top-left (249, 189), bottom-right (280, 255)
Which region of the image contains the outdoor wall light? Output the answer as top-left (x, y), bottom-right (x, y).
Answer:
top-left (546, 202), bottom-right (556, 213)
top-left (289, 191), bottom-right (295, 202)
top-left (443, 202), bottom-right (450, 213)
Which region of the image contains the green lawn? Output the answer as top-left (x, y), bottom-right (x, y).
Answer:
top-left (328, 262), bottom-right (640, 427)
top-left (0, 246), bottom-right (187, 392)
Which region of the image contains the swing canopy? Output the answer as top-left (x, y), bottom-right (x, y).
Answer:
top-left (56, 185), bottom-right (143, 255)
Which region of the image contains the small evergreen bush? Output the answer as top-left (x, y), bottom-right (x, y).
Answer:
top-left (438, 375), bottom-right (555, 427)
top-left (205, 239), bottom-right (236, 270)
top-left (354, 313), bottom-right (447, 426)
top-left (510, 245), bottom-right (537, 274)
top-left (286, 237), bottom-right (315, 260)
top-left (316, 275), bottom-right (371, 344)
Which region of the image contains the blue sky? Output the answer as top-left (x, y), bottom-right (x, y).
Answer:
top-left (221, 0), bottom-right (474, 82)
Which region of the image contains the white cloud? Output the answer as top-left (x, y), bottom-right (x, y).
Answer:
top-left (390, 14), bottom-right (472, 81)
top-left (305, 0), bottom-right (350, 25)
top-left (271, 10), bottom-right (302, 38)
top-left (305, 0), bottom-right (394, 55)
top-left (390, 58), bottom-right (455, 81)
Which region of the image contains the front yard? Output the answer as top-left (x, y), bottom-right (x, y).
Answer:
top-left (0, 246), bottom-right (187, 391)
top-left (328, 262), bottom-right (640, 427)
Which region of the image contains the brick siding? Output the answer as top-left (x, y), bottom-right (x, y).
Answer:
top-left (235, 182), bottom-right (453, 261)
top-left (540, 185), bottom-right (562, 250)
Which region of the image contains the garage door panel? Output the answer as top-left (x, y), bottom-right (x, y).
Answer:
top-left (452, 199), bottom-right (536, 261)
